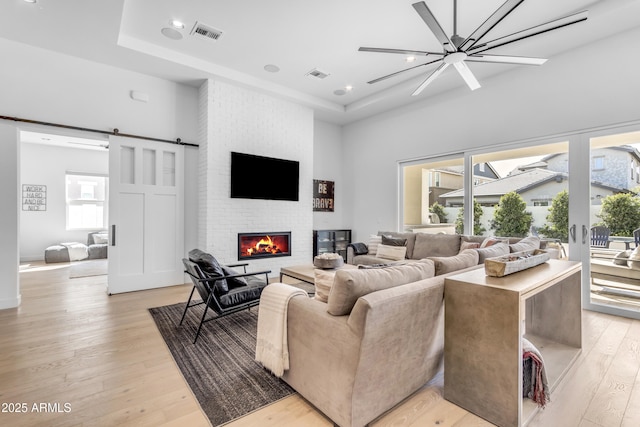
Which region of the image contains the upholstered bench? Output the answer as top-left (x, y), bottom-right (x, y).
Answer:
top-left (44, 245), bottom-right (70, 263)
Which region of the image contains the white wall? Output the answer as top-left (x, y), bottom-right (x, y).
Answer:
top-left (342, 27), bottom-right (640, 242)
top-left (199, 79), bottom-right (314, 275)
top-left (313, 119), bottom-right (347, 231)
top-left (19, 143), bottom-right (109, 261)
top-left (0, 124), bottom-right (20, 309)
top-left (0, 39), bottom-right (200, 307)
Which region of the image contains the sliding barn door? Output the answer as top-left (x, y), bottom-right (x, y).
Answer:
top-left (107, 136), bottom-right (184, 294)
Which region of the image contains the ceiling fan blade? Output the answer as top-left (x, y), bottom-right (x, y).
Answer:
top-left (412, 62), bottom-right (450, 96)
top-left (469, 10), bottom-right (589, 54)
top-left (466, 54), bottom-right (547, 65)
top-left (459, 0), bottom-right (525, 51)
top-left (412, 1), bottom-right (456, 53)
top-left (358, 47), bottom-right (445, 56)
top-left (453, 61), bottom-right (481, 90)
top-left (367, 57), bottom-right (444, 84)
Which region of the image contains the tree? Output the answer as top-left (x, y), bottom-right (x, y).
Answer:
top-left (454, 199), bottom-right (486, 235)
top-left (539, 190), bottom-right (569, 242)
top-left (429, 202), bottom-right (448, 223)
top-left (598, 192), bottom-right (640, 236)
top-left (490, 192), bottom-right (532, 237)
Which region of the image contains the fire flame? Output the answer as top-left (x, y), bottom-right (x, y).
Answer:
top-left (246, 235), bottom-right (280, 255)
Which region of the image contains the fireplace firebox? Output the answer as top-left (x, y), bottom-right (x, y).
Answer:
top-left (238, 232), bottom-right (291, 260)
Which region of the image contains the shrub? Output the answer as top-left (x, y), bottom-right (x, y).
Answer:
top-left (598, 192), bottom-right (640, 236)
top-left (539, 190), bottom-right (569, 242)
top-left (490, 192), bottom-right (532, 237)
top-left (429, 202), bottom-right (448, 223)
top-left (454, 199), bottom-right (486, 235)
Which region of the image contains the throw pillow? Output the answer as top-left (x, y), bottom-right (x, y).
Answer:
top-left (327, 259), bottom-right (435, 316)
top-left (314, 268), bottom-right (336, 303)
top-left (475, 242), bottom-right (510, 264)
top-left (221, 266), bottom-right (248, 288)
top-left (628, 247), bottom-right (640, 270)
top-left (613, 250), bottom-right (631, 267)
top-left (376, 244), bottom-right (407, 261)
top-left (188, 248), bottom-right (229, 293)
top-left (368, 235), bottom-right (382, 256)
top-left (93, 233), bottom-right (109, 244)
top-left (381, 235), bottom-right (408, 247)
top-left (428, 249), bottom-right (479, 275)
top-left (480, 236), bottom-right (501, 248)
top-left (377, 231), bottom-right (418, 259)
top-left (459, 240), bottom-right (480, 253)
top-left (509, 236), bottom-right (541, 253)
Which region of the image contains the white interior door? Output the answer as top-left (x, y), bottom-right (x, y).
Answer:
top-left (107, 136), bottom-right (184, 294)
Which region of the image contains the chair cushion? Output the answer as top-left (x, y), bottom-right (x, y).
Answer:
top-left (222, 266), bottom-right (248, 289)
top-left (218, 281), bottom-right (266, 308)
top-left (188, 249), bottom-right (229, 293)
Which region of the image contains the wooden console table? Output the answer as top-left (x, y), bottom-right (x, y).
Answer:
top-left (444, 259), bottom-right (582, 427)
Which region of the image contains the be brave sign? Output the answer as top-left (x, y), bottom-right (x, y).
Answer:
top-left (313, 179), bottom-right (334, 212)
top-left (22, 184), bottom-right (47, 211)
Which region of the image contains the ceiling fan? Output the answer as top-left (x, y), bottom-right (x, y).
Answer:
top-left (359, 0), bottom-right (588, 95)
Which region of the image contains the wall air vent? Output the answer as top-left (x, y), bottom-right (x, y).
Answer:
top-left (305, 68), bottom-right (330, 79)
top-left (190, 22), bottom-right (223, 41)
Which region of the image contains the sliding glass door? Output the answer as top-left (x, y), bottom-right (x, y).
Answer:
top-left (581, 127), bottom-right (640, 318)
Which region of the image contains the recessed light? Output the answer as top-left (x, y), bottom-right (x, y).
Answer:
top-left (406, 56), bottom-right (416, 63)
top-left (161, 27), bottom-right (183, 40)
top-left (345, 85), bottom-right (353, 91)
top-left (264, 64), bottom-right (280, 73)
top-left (170, 20), bottom-right (185, 29)
top-left (23, 0), bottom-right (37, 3)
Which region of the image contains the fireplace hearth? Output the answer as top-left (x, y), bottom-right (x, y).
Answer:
top-left (238, 232), bottom-right (291, 260)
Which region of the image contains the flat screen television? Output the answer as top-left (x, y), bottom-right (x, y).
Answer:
top-left (230, 151), bottom-right (299, 201)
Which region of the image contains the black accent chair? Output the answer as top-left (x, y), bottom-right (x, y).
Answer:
top-left (590, 226), bottom-right (611, 248)
top-left (181, 250), bottom-right (271, 344)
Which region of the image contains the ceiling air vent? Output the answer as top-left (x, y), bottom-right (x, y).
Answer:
top-left (190, 22), bottom-right (223, 41)
top-left (305, 68), bottom-right (330, 79)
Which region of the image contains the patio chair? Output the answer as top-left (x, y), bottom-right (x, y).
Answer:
top-left (634, 228), bottom-right (640, 249)
top-left (590, 226), bottom-right (611, 248)
top-left (180, 249), bottom-right (271, 344)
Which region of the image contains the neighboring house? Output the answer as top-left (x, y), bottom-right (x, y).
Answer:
top-left (440, 168), bottom-right (621, 207)
top-left (440, 146), bottom-right (640, 207)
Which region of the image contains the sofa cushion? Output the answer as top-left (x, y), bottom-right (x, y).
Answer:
top-left (509, 236), bottom-right (541, 253)
top-left (378, 231), bottom-right (417, 259)
top-left (327, 260), bottom-right (435, 316)
top-left (475, 242), bottom-right (510, 264)
top-left (188, 249), bottom-right (229, 293)
top-left (428, 249), bottom-right (479, 276)
top-left (411, 233), bottom-right (461, 259)
top-left (352, 254), bottom-right (404, 266)
top-left (376, 244), bottom-right (407, 261)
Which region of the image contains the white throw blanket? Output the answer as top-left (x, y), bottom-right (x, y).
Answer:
top-left (60, 242), bottom-right (89, 261)
top-left (255, 283), bottom-right (307, 377)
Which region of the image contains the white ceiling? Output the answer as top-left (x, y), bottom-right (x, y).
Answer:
top-left (2, 0), bottom-right (640, 124)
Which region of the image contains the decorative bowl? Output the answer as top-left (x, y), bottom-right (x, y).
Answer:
top-left (313, 255), bottom-right (344, 269)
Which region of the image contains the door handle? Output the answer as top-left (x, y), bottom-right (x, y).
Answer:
top-left (582, 225), bottom-right (588, 245)
top-left (570, 224), bottom-right (576, 243)
top-left (111, 224), bottom-right (116, 246)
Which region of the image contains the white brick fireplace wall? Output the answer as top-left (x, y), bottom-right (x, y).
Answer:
top-left (197, 79), bottom-right (314, 276)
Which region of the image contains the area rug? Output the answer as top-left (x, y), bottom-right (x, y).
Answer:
top-left (69, 259), bottom-right (108, 278)
top-left (149, 302), bottom-right (295, 426)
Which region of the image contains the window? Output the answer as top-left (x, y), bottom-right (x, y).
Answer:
top-left (632, 160), bottom-right (635, 180)
top-left (66, 173), bottom-right (107, 229)
top-left (434, 171), bottom-right (441, 187)
top-left (592, 156), bottom-right (605, 171)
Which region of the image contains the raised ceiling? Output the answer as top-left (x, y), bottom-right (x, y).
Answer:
top-left (2, 0), bottom-right (640, 124)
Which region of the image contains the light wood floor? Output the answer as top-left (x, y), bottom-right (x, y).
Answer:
top-left (2, 263), bottom-right (640, 427)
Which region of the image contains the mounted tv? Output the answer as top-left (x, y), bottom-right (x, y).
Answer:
top-left (230, 151), bottom-right (299, 201)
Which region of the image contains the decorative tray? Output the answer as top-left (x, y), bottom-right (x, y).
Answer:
top-left (484, 249), bottom-right (550, 277)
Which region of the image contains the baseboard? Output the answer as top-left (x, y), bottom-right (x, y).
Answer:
top-left (0, 295), bottom-right (21, 310)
